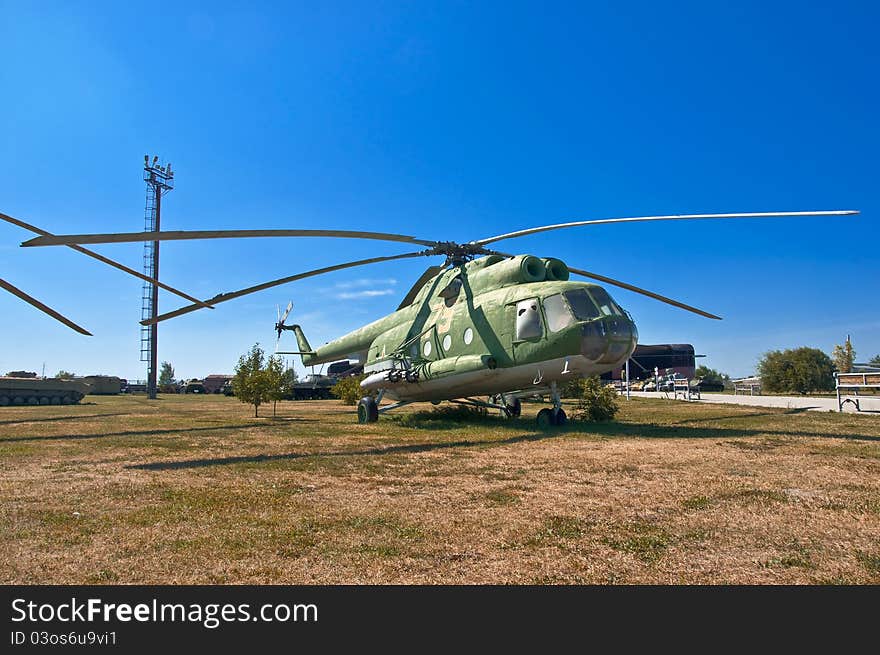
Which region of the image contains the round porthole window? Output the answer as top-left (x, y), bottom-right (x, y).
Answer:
top-left (463, 327), bottom-right (474, 345)
top-left (442, 334), bottom-right (452, 351)
top-left (423, 341), bottom-right (432, 357)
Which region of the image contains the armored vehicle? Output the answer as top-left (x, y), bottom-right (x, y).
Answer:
top-left (0, 376), bottom-right (90, 406)
top-left (81, 375), bottom-right (123, 395)
top-left (287, 373), bottom-right (336, 400)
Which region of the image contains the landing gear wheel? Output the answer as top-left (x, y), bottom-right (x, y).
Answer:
top-left (505, 398), bottom-right (522, 418)
top-left (552, 408), bottom-right (567, 426)
top-left (357, 396), bottom-right (379, 423)
top-left (536, 408), bottom-right (554, 428)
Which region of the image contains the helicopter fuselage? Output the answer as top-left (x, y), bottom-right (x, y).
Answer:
top-left (289, 254), bottom-right (638, 403)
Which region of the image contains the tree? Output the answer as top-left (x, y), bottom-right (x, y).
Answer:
top-left (871, 354), bottom-right (880, 367)
top-left (265, 355), bottom-right (285, 417)
top-left (233, 343), bottom-right (285, 417)
top-left (569, 376), bottom-right (619, 422)
top-left (831, 336), bottom-right (856, 374)
top-left (757, 347), bottom-right (835, 395)
top-left (158, 361), bottom-right (175, 386)
top-left (281, 367), bottom-right (298, 397)
top-left (158, 361), bottom-right (177, 393)
top-left (331, 374), bottom-right (368, 405)
top-left (54, 370), bottom-right (74, 379)
top-left (694, 365), bottom-right (730, 384)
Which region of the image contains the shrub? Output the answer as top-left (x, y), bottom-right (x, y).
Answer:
top-left (569, 376), bottom-right (619, 422)
top-left (331, 375), bottom-right (367, 405)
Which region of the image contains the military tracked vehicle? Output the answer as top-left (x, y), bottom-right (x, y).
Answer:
top-left (0, 376), bottom-right (90, 406)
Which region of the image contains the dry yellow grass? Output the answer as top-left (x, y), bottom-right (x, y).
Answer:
top-left (1, 394), bottom-right (878, 584)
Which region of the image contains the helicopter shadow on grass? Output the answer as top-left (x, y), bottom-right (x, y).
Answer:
top-left (126, 412), bottom-right (879, 472)
top-left (0, 421), bottom-right (301, 443)
top-left (0, 412), bottom-right (130, 427)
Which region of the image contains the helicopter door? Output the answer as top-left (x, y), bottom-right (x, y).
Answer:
top-left (512, 298), bottom-right (545, 363)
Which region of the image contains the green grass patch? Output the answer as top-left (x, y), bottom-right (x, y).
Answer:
top-left (682, 495), bottom-right (712, 510)
top-left (856, 551), bottom-right (880, 574)
top-left (603, 521), bottom-right (671, 563)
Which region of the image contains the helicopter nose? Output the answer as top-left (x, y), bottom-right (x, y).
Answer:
top-left (580, 316), bottom-right (637, 364)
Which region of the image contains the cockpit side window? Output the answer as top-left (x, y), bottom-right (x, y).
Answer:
top-left (515, 298), bottom-right (544, 340)
top-left (542, 293), bottom-right (576, 332)
top-left (563, 289), bottom-right (601, 320)
top-left (587, 287), bottom-right (622, 316)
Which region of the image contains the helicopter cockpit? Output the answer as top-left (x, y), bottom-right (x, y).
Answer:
top-left (539, 287), bottom-right (637, 365)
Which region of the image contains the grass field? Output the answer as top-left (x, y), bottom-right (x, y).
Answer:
top-left (1, 394), bottom-right (879, 584)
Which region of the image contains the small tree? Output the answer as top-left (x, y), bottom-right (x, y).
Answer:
top-left (158, 361), bottom-right (175, 386)
top-left (757, 347), bottom-right (835, 395)
top-left (569, 376), bottom-right (619, 422)
top-left (233, 343), bottom-right (281, 417)
top-left (54, 370), bottom-right (75, 379)
top-left (831, 336), bottom-right (856, 374)
top-left (871, 354), bottom-right (880, 367)
top-left (331, 374), bottom-right (367, 405)
top-left (265, 355), bottom-right (285, 417)
top-left (158, 361), bottom-right (177, 393)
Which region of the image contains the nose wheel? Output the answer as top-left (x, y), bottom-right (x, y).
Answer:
top-left (357, 396), bottom-right (379, 423)
top-left (536, 407), bottom-right (567, 427)
top-left (536, 381), bottom-right (567, 427)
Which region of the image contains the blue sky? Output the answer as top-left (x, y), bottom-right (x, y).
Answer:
top-left (0, 1), bottom-right (876, 381)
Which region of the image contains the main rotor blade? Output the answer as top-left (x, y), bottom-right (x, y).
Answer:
top-left (397, 264), bottom-right (447, 310)
top-left (23, 229), bottom-right (438, 248)
top-left (142, 250), bottom-right (431, 325)
top-left (0, 212), bottom-right (212, 308)
top-left (473, 210), bottom-right (859, 246)
top-left (567, 266), bottom-right (722, 320)
top-left (0, 278), bottom-right (92, 335)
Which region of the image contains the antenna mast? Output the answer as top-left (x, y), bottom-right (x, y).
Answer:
top-left (141, 155), bottom-right (174, 400)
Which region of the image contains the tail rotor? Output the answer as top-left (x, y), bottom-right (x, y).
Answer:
top-left (274, 301), bottom-right (293, 351)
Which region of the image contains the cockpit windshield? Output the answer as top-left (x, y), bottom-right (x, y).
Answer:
top-left (562, 289), bottom-right (602, 321)
top-left (543, 293), bottom-right (576, 332)
top-left (586, 287), bottom-right (622, 316)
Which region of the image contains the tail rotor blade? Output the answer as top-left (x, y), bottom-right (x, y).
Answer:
top-left (280, 301), bottom-right (293, 324)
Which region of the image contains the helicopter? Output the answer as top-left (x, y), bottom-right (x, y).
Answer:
top-left (16, 209), bottom-right (858, 425)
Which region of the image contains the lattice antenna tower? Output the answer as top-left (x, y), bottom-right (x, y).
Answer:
top-left (141, 155), bottom-right (174, 400)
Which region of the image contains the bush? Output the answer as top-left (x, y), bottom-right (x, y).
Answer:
top-left (331, 375), bottom-right (367, 405)
top-left (569, 376), bottom-right (619, 422)
top-left (757, 347), bottom-right (835, 395)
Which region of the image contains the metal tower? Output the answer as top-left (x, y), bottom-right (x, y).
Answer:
top-left (141, 155), bottom-right (174, 399)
